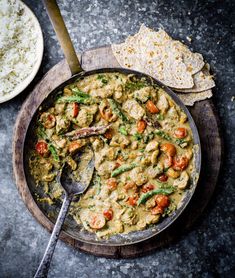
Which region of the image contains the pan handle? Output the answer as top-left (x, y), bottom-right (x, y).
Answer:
top-left (43, 0), bottom-right (83, 75)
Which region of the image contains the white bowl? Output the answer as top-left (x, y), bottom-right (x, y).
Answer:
top-left (0, 0), bottom-right (44, 103)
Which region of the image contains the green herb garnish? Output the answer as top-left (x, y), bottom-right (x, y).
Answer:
top-left (155, 129), bottom-right (172, 141)
top-left (119, 126), bottom-right (128, 136)
top-left (97, 74), bottom-right (108, 85)
top-left (143, 132), bottom-right (154, 144)
top-left (48, 144), bottom-right (60, 162)
top-left (57, 95), bottom-right (90, 104)
top-left (108, 99), bottom-right (128, 122)
top-left (133, 132), bottom-right (142, 141)
top-left (125, 81), bottom-right (147, 91)
top-left (175, 138), bottom-right (188, 148)
top-left (156, 114), bottom-right (164, 121)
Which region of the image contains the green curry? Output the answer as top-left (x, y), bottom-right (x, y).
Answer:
top-left (29, 73), bottom-right (195, 238)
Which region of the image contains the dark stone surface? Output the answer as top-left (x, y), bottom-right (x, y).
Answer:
top-left (0, 0), bottom-right (234, 277)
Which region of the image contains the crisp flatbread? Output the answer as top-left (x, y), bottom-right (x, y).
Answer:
top-left (134, 25), bottom-right (194, 88)
top-left (175, 65), bottom-right (215, 93)
top-left (169, 40), bottom-right (204, 75)
top-left (177, 89), bottom-right (213, 106)
top-left (111, 24), bottom-right (206, 89)
top-left (139, 25), bottom-right (204, 75)
top-left (111, 35), bottom-right (142, 71)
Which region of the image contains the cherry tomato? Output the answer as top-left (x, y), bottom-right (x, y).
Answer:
top-left (103, 208), bottom-right (113, 221)
top-left (35, 140), bottom-right (49, 157)
top-left (128, 196), bottom-right (138, 206)
top-left (107, 178), bottom-right (118, 190)
top-left (174, 127), bottom-right (187, 138)
top-left (151, 206), bottom-right (163, 215)
top-left (173, 156), bottom-right (189, 171)
top-left (73, 103), bottom-right (79, 117)
top-left (114, 162), bottom-right (121, 169)
top-left (68, 141), bottom-right (82, 153)
top-left (137, 120), bottom-right (147, 133)
top-left (146, 100), bottom-right (159, 114)
top-left (158, 174), bottom-right (168, 182)
top-left (155, 194), bottom-right (170, 208)
top-left (89, 214), bottom-right (106, 229)
top-left (104, 128), bottom-right (113, 139)
top-left (141, 184), bottom-right (154, 193)
top-left (160, 143), bottom-right (176, 157)
top-left (40, 112), bottom-right (56, 129)
top-left (124, 181), bottom-right (136, 191)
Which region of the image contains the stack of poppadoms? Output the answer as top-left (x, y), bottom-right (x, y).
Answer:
top-left (111, 24), bottom-right (215, 106)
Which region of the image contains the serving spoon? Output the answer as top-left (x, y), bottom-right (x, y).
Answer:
top-left (34, 148), bottom-right (95, 278)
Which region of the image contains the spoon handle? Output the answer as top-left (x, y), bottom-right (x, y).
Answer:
top-left (34, 194), bottom-right (73, 278)
top-left (43, 0), bottom-right (83, 75)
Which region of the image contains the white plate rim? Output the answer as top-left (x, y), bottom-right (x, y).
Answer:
top-left (0, 0), bottom-right (44, 103)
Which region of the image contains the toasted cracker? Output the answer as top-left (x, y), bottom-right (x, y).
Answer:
top-left (177, 89), bottom-right (213, 106)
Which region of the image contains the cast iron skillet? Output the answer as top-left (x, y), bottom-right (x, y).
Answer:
top-left (24, 0), bottom-right (201, 247)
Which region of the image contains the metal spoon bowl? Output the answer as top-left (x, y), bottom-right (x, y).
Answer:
top-left (34, 148), bottom-right (94, 278)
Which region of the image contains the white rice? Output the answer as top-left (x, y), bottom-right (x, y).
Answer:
top-left (0, 0), bottom-right (38, 96)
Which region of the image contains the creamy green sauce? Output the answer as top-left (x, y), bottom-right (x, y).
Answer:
top-left (29, 73), bottom-right (194, 239)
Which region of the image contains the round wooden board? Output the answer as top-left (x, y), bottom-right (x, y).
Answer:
top-left (12, 46), bottom-right (223, 258)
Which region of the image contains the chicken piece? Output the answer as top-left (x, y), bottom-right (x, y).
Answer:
top-left (145, 140), bottom-right (159, 152)
top-left (185, 148), bottom-right (193, 160)
top-left (52, 135), bottom-right (67, 149)
top-left (145, 197), bottom-right (156, 209)
top-left (113, 84), bottom-right (124, 102)
top-left (136, 219), bottom-right (147, 230)
top-left (96, 161), bottom-right (116, 178)
top-left (151, 150), bottom-right (160, 165)
top-left (167, 168), bottom-right (180, 179)
top-left (76, 108), bottom-right (94, 127)
top-left (97, 221), bottom-right (124, 238)
top-left (145, 214), bottom-right (160, 225)
top-left (55, 115), bottom-right (70, 134)
top-left (110, 134), bottom-right (130, 148)
top-left (157, 94), bottom-right (169, 113)
top-left (147, 162), bottom-right (164, 178)
top-left (123, 99), bottom-right (145, 120)
top-left (134, 86), bottom-right (153, 103)
top-left (54, 103), bottom-right (66, 114)
top-left (66, 156), bottom-right (77, 170)
top-left (179, 112), bottom-right (188, 124)
top-left (121, 208), bottom-right (138, 225)
top-left (86, 104), bottom-right (98, 115)
top-left (129, 167), bottom-right (148, 186)
top-left (42, 173), bottom-right (56, 182)
top-left (167, 106), bottom-right (179, 121)
top-left (90, 86), bottom-right (113, 98)
top-left (92, 138), bottom-right (104, 151)
top-left (173, 171), bottom-right (189, 189)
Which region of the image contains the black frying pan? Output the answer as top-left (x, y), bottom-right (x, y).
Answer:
top-left (24, 0), bottom-right (201, 250)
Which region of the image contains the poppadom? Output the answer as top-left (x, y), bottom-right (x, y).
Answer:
top-left (112, 25), bottom-right (206, 89)
top-left (175, 65), bottom-right (215, 93)
top-left (177, 89), bottom-right (213, 106)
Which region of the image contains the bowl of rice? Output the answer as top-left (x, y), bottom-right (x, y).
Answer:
top-left (0, 0), bottom-right (44, 103)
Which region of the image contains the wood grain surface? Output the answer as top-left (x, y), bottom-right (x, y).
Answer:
top-left (12, 46), bottom-right (223, 258)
